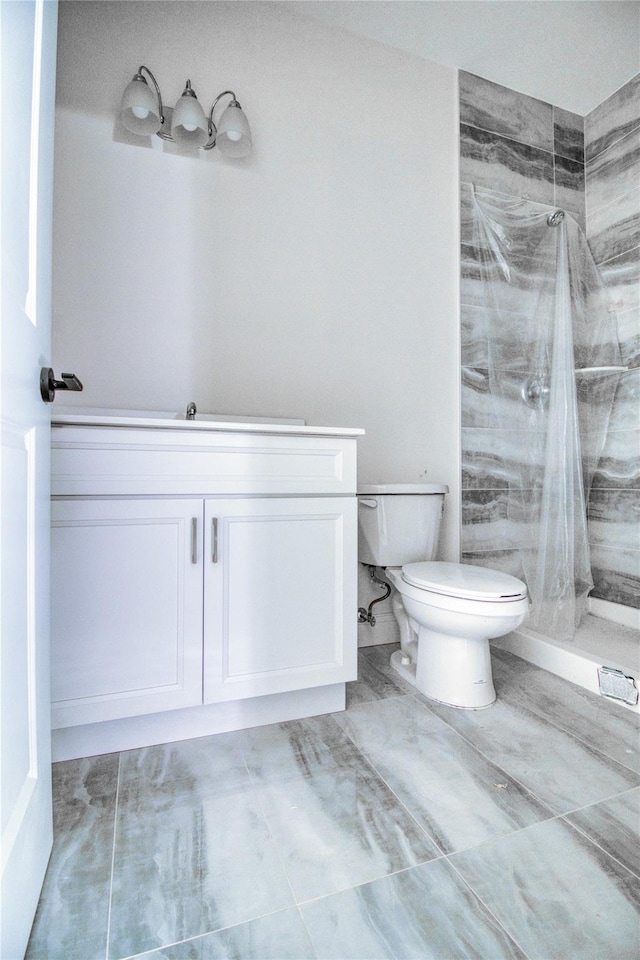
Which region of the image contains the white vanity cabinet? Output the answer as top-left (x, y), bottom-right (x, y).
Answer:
top-left (50, 415), bottom-right (362, 758)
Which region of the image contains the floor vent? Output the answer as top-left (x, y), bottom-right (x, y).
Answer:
top-left (598, 666), bottom-right (639, 705)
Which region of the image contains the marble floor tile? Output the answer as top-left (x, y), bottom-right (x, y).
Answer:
top-left (26, 754), bottom-right (119, 960)
top-left (491, 648), bottom-right (640, 773)
top-left (354, 642), bottom-right (408, 683)
top-left (108, 785), bottom-right (294, 959)
top-left (346, 647), bottom-right (414, 707)
top-left (27, 853), bottom-right (112, 960)
top-left (32, 640), bottom-right (640, 960)
top-left (301, 858), bottom-right (526, 960)
top-left (50, 752), bottom-right (120, 816)
top-left (256, 756), bottom-right (439, 901)
top-left (451, 817), bottom-right (640, 960)
top-left (118, 731), bottom-right (251, 810)
top-left (566, 787), bottom-right (640, 879)
top-left (236, 713), bottom-right (364, 785)
top-left (128, 908), bottom-right (315, 960)
top-left (424, 691), bottom-right (640, 814)
top-left (335, 695), bottom-right (554, 854)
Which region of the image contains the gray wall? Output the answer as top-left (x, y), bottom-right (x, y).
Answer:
top-left (459, 70), bottom-right (640, 611)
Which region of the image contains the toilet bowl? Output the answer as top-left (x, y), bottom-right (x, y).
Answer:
top-left (357, 484), bottom-right (529, 709)
top-left (386, 562), bottom-right (529, 708)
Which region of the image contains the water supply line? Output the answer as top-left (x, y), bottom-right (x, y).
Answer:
top-left (358, 565), bottom-right (391, 626)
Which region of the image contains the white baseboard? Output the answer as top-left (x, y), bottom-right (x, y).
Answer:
top-left (358, 611), bottom-right (399, 648)
top-left (52, 683), bottom-right (346, 761)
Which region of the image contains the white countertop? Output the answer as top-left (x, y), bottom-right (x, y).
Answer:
top-left (51, 409), bottom-right (365, 439)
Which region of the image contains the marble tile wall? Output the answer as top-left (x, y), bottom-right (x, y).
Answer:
top-left (585, 73), bottom-right (640, 608)
top-left (459, 70), bottom-right (640, 611)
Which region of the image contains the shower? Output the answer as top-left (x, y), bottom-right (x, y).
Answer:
top-left (468, 188), bottom-right (626, 643)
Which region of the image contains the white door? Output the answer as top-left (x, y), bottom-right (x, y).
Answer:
top-left (1, 2), bottom-right (58, 956)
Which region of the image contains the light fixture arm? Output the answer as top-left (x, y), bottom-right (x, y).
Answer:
top-left (204, 90), bottom-right (238, 150)
top-left (137, 65), bottom-right (165, 127)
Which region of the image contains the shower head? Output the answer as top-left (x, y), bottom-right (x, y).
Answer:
top-left (547, 210), bottom-right (565, 227)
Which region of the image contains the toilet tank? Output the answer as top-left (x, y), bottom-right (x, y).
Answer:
top-left (357, 483), bottom-right (448, 567)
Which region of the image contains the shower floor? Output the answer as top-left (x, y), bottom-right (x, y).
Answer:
top-left (493, 612), bottom-right (640, 714)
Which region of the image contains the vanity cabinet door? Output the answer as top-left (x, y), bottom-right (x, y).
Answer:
top-left (51, 499), bottom-right (204, 727)
top-left (203, 497), bottom-right (357, 703)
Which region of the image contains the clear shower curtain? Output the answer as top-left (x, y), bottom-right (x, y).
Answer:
top-left (470, 187), bottom-right (623, 641)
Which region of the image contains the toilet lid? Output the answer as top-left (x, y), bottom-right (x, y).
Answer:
top-left (358, 483), bottom-right (449, 495)
top-left (402, 561), bottom-right (528, 601)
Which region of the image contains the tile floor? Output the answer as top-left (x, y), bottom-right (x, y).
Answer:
top-left (27, 644), bottom-right (640, 960)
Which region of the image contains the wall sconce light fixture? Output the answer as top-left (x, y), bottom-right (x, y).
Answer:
top-left (119, 65), bottom-right (252, 157)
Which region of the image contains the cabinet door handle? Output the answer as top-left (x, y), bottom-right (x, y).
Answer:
top-left (191, 517), bottom-right (198, 564)
top-left (211, 518), bottom-right (218, 563)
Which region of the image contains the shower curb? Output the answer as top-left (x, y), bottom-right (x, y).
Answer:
top-left (492, 619), bottom-right (640, 714)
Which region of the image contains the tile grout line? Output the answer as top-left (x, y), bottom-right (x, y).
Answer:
top-left (105, 750), bottom-right (123, 960)
top-left (238, 734), bottom-right (322, 957)
top-left (332, 710), bottom-right (452, 862)
top-left (460, 117), bottom-right (556, 159)
top-left (336, 695), bottom-right (586, 863)
top-left (359, 649), bottom-right (638, 791)
top-left (487, 674), bottom-right (640, 778)
top-left (293, 859), bottom-right (447, 911)
top-left (114, 904), bottom-right (318, 960)
top-left (238, 734), bottom-right (321, 960)
top-left (439, 798), bottom-right (640, 921)
top-left (414, 653), bottom-right (640, 783)
top-left (560, 815), bottom-right (640, 882)
top-left (444, 854), bottom-right (535, 960)
top-left (586, 119), bottom-right (640, 170)
top-left (438, 800), bottom-right (637, 960)
top-left (113, 739), bottom-right (316, 960)
top-left (244, 713), bottom-right (446, 911)
top-left (558, 783), bottom-right (640, 820)
top-left (401, 690), bottom-right (567, 818)
top-left (352, 657), bottom-right (544, 783)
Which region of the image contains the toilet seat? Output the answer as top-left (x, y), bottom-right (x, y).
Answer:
top-left (401, 561), bottom-right (527, 602)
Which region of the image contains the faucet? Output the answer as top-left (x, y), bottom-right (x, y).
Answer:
top-left (186, 402), bottom-right (197, 420)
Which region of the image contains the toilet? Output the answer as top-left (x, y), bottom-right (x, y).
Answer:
top-left (358, 484), bottom-right (529, 709)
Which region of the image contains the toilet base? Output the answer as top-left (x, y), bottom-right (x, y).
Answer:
top-left (390, 645), bottom-right (496, 710)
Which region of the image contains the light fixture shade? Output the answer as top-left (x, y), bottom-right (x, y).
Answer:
top-left (171, 86), bottom-right (208, 146)
top-left (120, 77), bottom-right (161, 135)
top-left (216, 103), bottom-right (252, 157)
